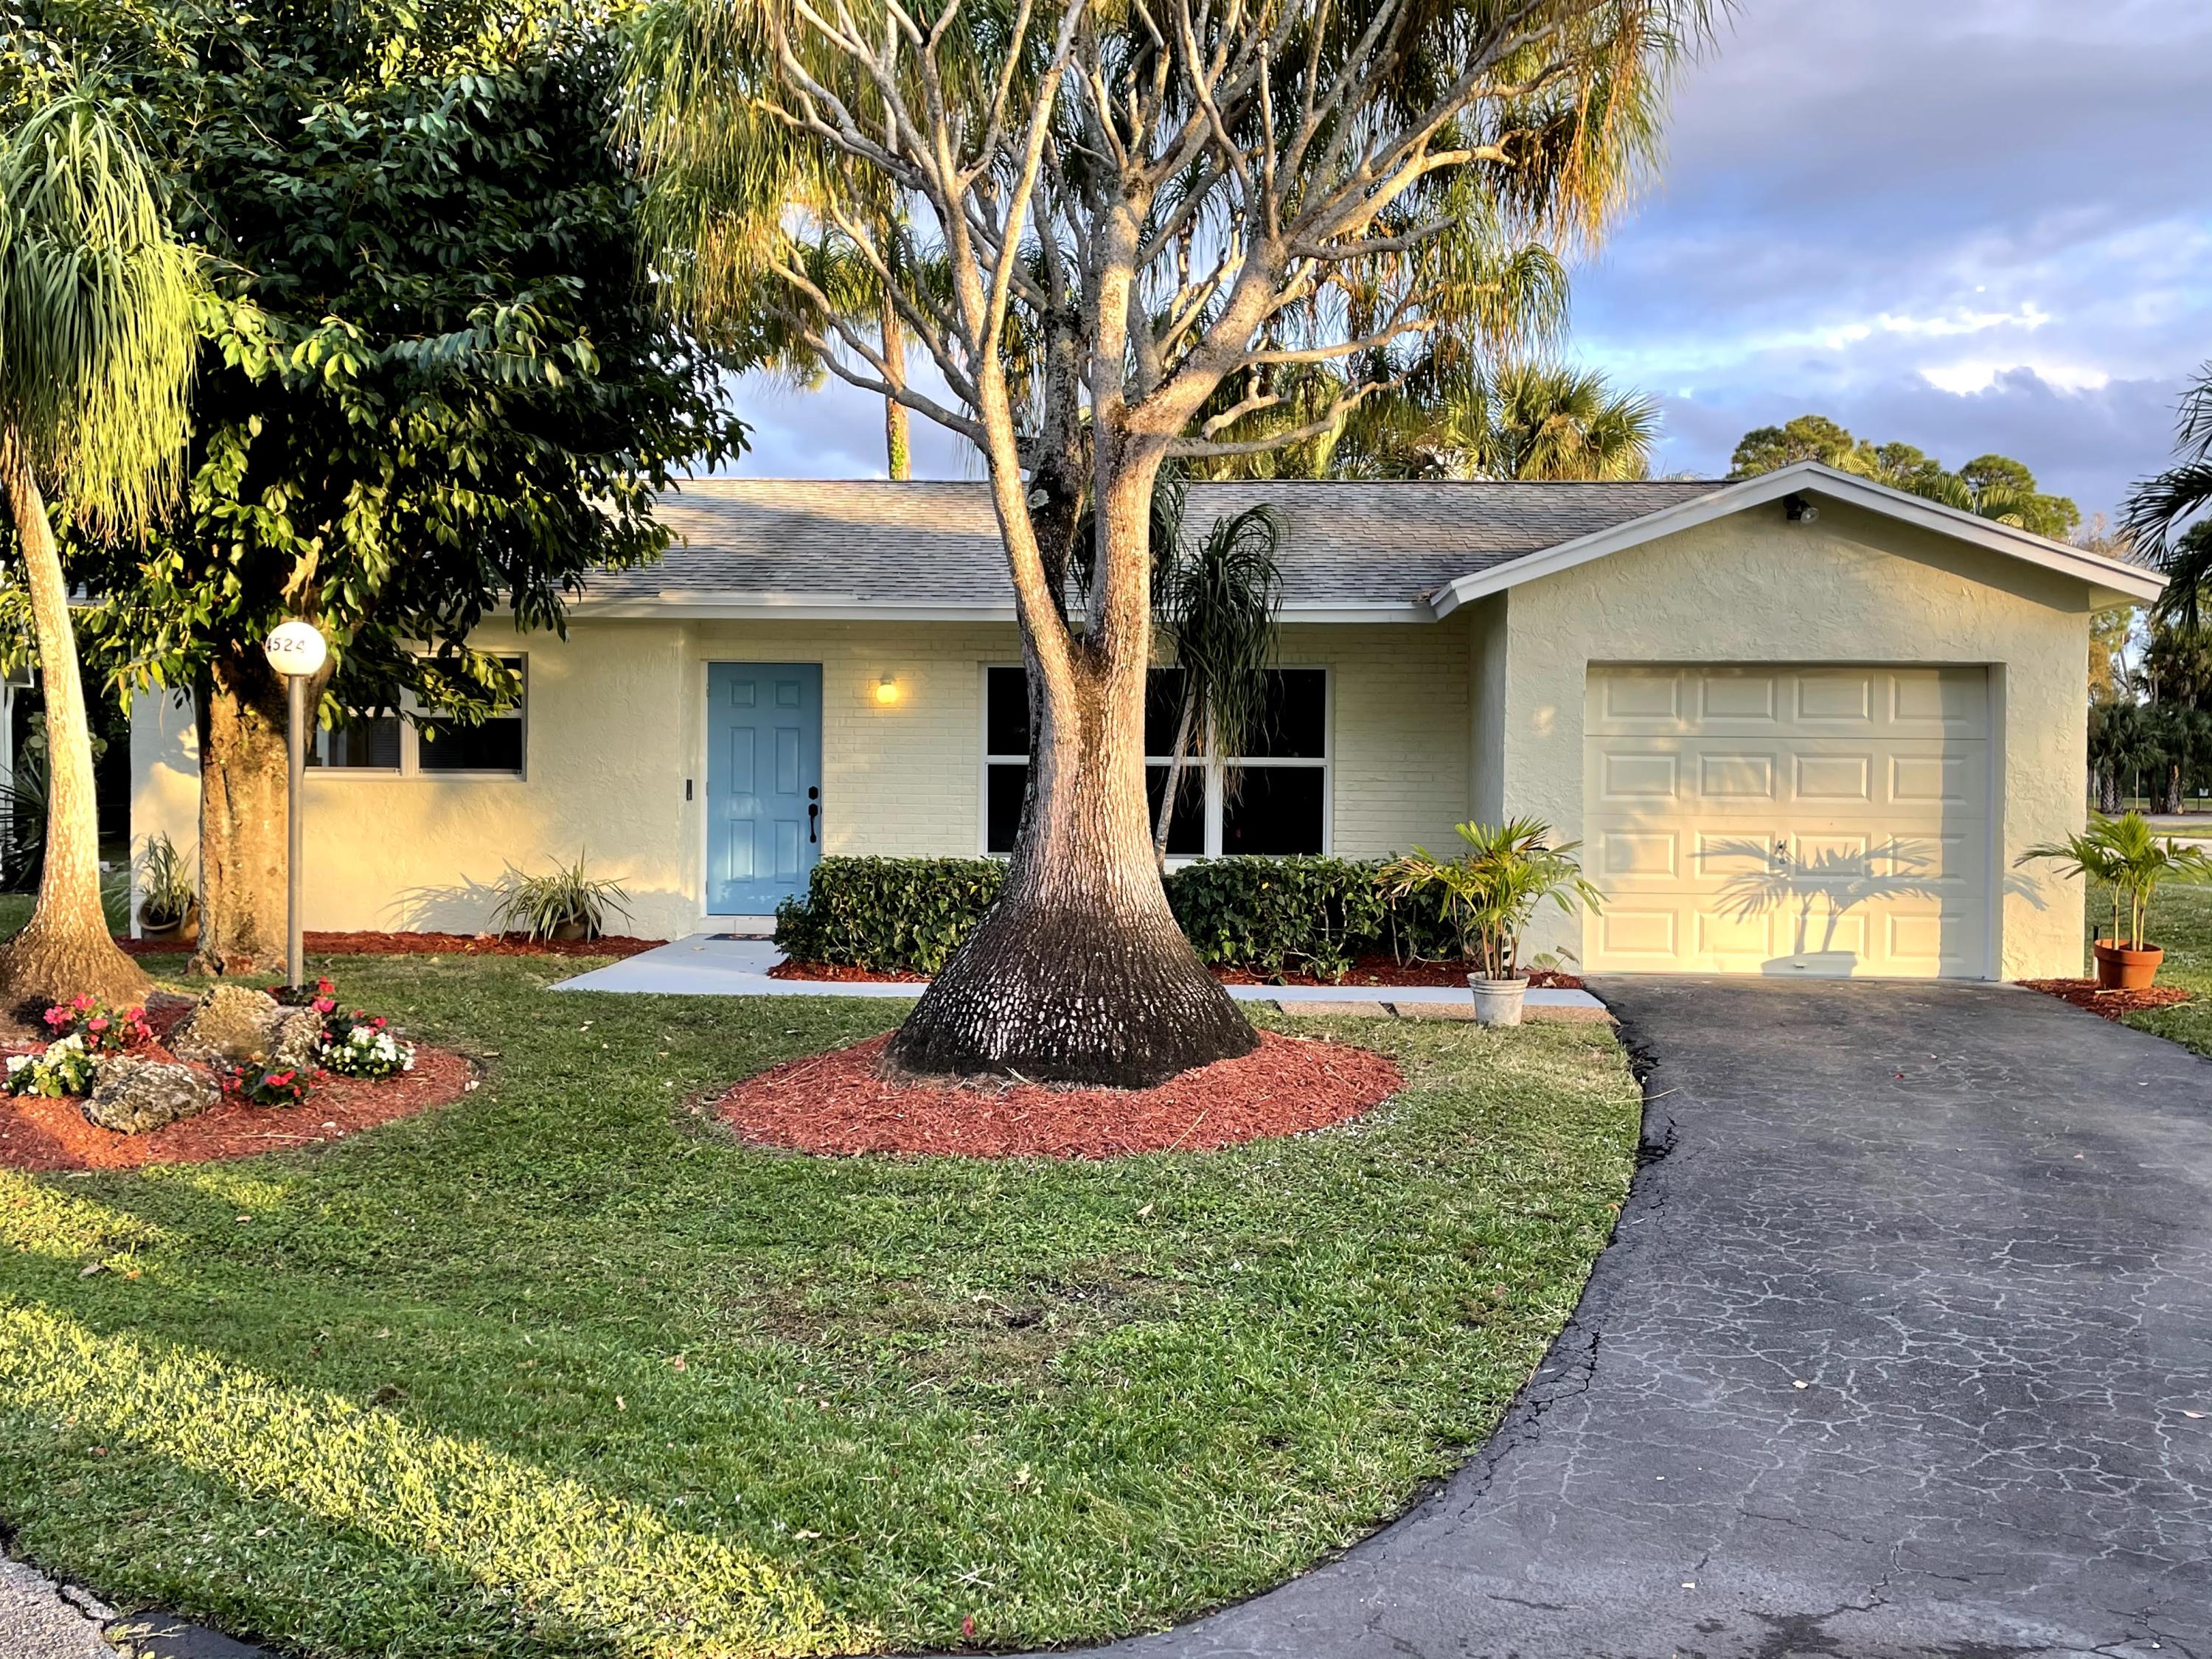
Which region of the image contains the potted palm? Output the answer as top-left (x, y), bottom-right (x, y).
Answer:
top-left (2019, 811), bottom-right (2211, 990)
top-left (134, 832), bottom-right (198, 944)
top-left (1379, 818), bottom-right (1603, 1026)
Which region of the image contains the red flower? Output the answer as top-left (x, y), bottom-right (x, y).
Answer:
top-left (372, 1017), bottom-right (386, 1029)
top-left (270, 1071), bottom-right (295, 1086)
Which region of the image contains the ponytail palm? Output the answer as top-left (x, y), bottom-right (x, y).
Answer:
top-left (0, 88), bottom-right (197, 1004)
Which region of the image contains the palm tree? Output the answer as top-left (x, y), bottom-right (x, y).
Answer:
top-left (1458, 364), bottom-right (1659, 481)
top-left (0, 88), bottom-right (197, 1005)
top-left (2126, 364), bottom-right (2212, 627)
top-left (1151, 500), bottom-right (1285, 864)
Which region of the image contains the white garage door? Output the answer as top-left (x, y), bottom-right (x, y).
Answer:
top-left (1582, 665), bottom-right (1992, 978)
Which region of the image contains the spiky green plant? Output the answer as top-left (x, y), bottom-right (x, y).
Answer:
top-left (2018, 810), bottom-right (2212, 952)
top-left (490, 852), bottom-right (633, 942)
top-left (1380, 818), bottom-right (1604, 978)
top-left (0, 83), bottom-right (198, 1004)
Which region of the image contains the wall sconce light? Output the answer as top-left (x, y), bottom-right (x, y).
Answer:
top-left (1784, 493), bottom-right (1819, 523)
top-left (875, 674), bottom-right (900, 705)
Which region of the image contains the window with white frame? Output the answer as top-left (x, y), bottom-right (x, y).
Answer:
top-left (309, 656), bottom-right (526, 777)
top-left (984, 664), bottom-right (1326, 857)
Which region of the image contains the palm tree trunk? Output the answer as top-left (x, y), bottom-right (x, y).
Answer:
top-left (0, 434), bottom-right (147, 1007)
top-left (1151, 689), bottom-right (1197, 868)
top-left (887, 468), bottom-right (1253, 1087)
top-left (189, 644), bottom-right (291, 975)
top-left (2166, 763), bottom-right (2185, 816)
top-left (881, 293), bottom-right (910, 481)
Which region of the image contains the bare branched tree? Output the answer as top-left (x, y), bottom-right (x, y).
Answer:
top-left (625, 0), bottom-right (1711, 1084)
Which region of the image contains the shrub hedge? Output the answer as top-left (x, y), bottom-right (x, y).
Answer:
top-left (774, 854), bottom-right (1456, 980)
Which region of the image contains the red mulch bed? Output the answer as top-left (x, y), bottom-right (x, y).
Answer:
top-left (116, 931), bottom-right (663, 960)
top-left (708, 1031), bottom-right (1402, 1160)
top-left (770, 955), bottom-right (1583, 990)
top-left (2019, 978), bottom-right (2197, 1020)
top-left (0, 1045), bottom-right (475, 1172)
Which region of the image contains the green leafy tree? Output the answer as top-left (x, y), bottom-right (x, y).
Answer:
top-left (1728, 414), bottom-right (2079, 538)
top-left (0, 84), bottom-right (196, 1005)
top-left (62, 0), bottom-right (745, 973)
top-left (2128, 366), bottom-right (2212, 630)
top-left (627, 0), bottom-right (1714, 1083)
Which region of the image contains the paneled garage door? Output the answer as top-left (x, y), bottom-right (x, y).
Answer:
top-left (1582, 665), bottom-right (1991, 978)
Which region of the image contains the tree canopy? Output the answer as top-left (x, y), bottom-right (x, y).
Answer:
top-left (1728, 414), bottom-right (2079, 540)
top-left (39, 0), bottom-right (746, 726)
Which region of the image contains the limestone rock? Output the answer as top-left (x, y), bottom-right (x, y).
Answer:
top-left (82, 1056), bottom-right (220, 1135)
top-left (265, 1007), bottom-right (324, 1071)
top-left (170, 984), bottom-right (285, 1065)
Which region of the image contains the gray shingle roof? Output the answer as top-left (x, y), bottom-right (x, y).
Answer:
top-left (586, 476), bottom-right (1723, 611)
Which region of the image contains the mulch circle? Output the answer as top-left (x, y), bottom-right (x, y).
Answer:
top-left (2019, 978), bottom-right (2196, 1020)
top-left (116, 930), bottom-right (663, 960)
top-left (706, 1030), bottom-right (1403, 1160)
top-left (0, 1045), bottom-right (476, 1172)
top-left (769, 956), bottom-right (1584, 990)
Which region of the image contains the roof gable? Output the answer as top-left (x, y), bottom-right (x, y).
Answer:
top-left (1427, 462), bottom-right (2164, 615)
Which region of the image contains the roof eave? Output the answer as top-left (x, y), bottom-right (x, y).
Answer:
top-left (1427, 462), bottom-right (2167, 616)
top-left (568, 593), bottom-right (1439, 624)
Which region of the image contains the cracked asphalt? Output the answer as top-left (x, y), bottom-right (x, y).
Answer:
top-left (1091, 978), bottom-right (2212, 1658)
top-left (11, 979), bottom-right (2211, 1658)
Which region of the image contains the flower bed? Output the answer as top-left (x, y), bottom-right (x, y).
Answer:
top-left (0, 980), bottom-right (473, 1171)
top-left (0, 1046), bottom-right (473, 1171)
top-left (704, 1030), bottom-right (1402, 1158)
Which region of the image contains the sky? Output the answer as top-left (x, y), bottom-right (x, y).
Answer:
top-left (726, 0), bottom-right (2212, 525)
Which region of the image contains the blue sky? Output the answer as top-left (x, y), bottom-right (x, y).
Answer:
top-left (728, 0), bottom-right (2212, 524)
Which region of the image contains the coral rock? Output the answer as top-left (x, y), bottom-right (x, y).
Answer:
top-left (170, 984), bottom-right (285, 1065)
top-left (265, 1008), bottom-right (324, 1071)
top-left (82, 1057), bottom-right (220, 1135)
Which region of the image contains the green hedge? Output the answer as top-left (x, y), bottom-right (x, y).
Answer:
top-left (774, 854), bottom-right (1455, 980)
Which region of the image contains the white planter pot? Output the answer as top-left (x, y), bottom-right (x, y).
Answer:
top-left (1467, 974), bottom-right (1528, 1027)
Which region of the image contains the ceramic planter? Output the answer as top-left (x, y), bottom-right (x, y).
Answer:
top-left (136, 905), bottom-right (197, 946)
top-left (550, 919), bottom-right (594, 944)
top-left (2093, 939), bottom-right (2163, 991)
top-left (1467, 973), bottom-right (1528, 1026)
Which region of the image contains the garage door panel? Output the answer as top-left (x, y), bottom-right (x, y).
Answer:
top-left (1585, 666), bottom-right (1991, 978)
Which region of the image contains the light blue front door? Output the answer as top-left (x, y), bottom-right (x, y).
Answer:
top-left (707, 663), bottom-right (822, 914)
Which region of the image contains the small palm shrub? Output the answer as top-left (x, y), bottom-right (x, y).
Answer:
top-left (2018, 810), bottom-right (2212, 950)
top-left (489, 852), bottom-right (631, 942)
top-left (1377, 818), bottom-right (1602, 980)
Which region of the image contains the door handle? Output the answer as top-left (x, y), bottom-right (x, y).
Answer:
top-left (808, 786), bottom-right (820, 844)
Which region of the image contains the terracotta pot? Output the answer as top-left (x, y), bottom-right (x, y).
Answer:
top-left (1467, 973), bottom-right (1528, 1027)
top-left (2093, 939), bottom-right (2163, 991)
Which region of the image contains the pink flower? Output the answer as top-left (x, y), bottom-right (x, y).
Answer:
top-left (42, 1008), bottom-right (67, 1029)
top-left (87, 1017), bottom-right (108, 1033)
top-left (72, 995), bottom-right (94, 1011)
top-left (372, 1016), bottom-right (386, 1029)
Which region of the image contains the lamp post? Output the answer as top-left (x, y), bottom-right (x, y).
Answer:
top-left (262, 620), bottom-right (327, 991)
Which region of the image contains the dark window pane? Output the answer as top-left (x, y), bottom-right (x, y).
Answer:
top-left (986, 762), bottom-right (1029, 853)
top-left (1145, 667), bottom-right (1194, 756)
top-left (1144, 763), bottom-right (1207, 855)
top-left (419, 718), bottom-right (524, 773)
top-left (986, 667), bottom-right (1031, 756)
top-left (1240, 669), bottom-right (1326, 759)
top-left (1221, 766), bottom-right (1324, 855)
top-left (315, 715), bottom-right (400, 770)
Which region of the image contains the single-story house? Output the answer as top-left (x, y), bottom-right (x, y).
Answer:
top-left (130, 459), bottom-right (2162, 979)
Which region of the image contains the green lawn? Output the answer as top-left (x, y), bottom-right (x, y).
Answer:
top-left (0, 953), bottom-right (1638, 1657)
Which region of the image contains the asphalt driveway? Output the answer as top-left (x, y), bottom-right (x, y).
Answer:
top-left (1107, 978), bottom-right (2212, 1658)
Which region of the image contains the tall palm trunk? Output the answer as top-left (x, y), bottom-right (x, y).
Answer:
top-left (0, 435), bottom-right (147, 1006)
top-left (881, 293), bottom-right (909, 481)
top-left (887, 470), bottom-right (1253, 1087)
top-left (190, 643), bottom-right (291, 975)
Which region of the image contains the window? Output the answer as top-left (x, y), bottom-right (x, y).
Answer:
top-left (984, 664), bottom-right (1326, 857)
top-left (308, 657), bottom-right (526, 778)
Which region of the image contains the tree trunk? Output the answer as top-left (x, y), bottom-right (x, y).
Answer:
top-left (190, 645), bottom-right (290, 975)
top-left (881, 294), bottom-right (910, 481)
top-left (1152, 686), bottom-right (1197, 869)
top-left (2096, 763), bottom-right (2121, 815)
top-left (888, 465), bottom-right (1255, 1088)
top-left (2166, 763), bottom-right (2185, 817)
top-left (0, 437), bottom-right (148, 1009)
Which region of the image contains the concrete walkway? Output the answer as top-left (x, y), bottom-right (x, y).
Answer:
top-left (552, 932), bottom-right (1609, 1015)
top-left (1089, 978), bottom-right (2212, 1658)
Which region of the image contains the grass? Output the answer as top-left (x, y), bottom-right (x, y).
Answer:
top-left (0, 953), bottom-right (1640, 1658)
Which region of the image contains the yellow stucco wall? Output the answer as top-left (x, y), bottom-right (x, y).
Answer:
top-left (131, 616), bottom-right (1472, 937)
top-left (1496, 497), bottom-right (2093, 978)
